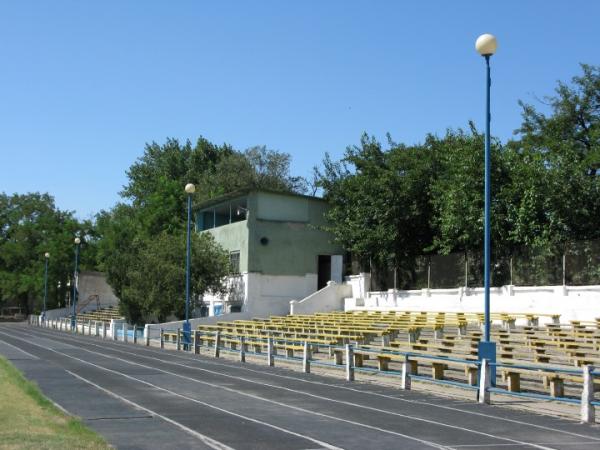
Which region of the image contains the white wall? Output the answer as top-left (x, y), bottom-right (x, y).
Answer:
top-left (344, 279), bottom-right (600, 324)
top-left (203, 272), bottom-right (318, 317)
top-left (290, 281), bottom-right (352, 315)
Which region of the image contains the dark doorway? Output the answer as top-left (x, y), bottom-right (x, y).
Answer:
top-left (317, 255), bottom-right (332, 290)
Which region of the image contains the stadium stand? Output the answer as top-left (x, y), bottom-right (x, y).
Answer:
top-left (76, 305), bottom-right (124, 323)
top-left (159, 310), bottom-right (600, 400)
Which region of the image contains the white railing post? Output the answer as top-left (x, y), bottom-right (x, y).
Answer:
top-left (214, 331), bottom-right (221, 358)
top-left (346, 344), bottom-right (354, 381)
top-left (267, 336), bottom-right (274, 367)
top-left (581, 365), bottom-right (595, 424)
top-left (401, 355), bottom-right (412, 390)
top-left (123, 323), bottom-right (128, 343)
top-left (478, 359), bottom-right (491, 404)
top-left (303, 341), bottom-right (311, 373)
top-left (239, 336), bottom-right (246, 362)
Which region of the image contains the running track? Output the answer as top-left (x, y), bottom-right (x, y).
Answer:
top-left (1, 322), bottom-right (599, 450)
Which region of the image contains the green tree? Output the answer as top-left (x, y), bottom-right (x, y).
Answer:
top-left (0, 193), bottom-right (94, 314)
top-left (118, 232), bottom-right (229, 323)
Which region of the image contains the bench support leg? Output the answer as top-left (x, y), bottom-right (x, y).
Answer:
top-left (550, 377), bottom-right (564, 398)
top-left (334, 350), bottom-right (343, 365)
top-left (354, 353), bottom-right (364, 367)
top-left (506, 372), bottom-right (521, 392)
top-left (378, 357), bottom-right (389, 372)
top-left (466, 367), bottom-right (478, 386)
top-left (432, 363), bottom-right (444, 380)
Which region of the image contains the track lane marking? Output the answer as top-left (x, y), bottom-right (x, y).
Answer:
top-left (0, 328), bottom-right (448, 449)
top-left (0, 330), bottom-right (346, 450)
top-left (6, 328), bottom-right (557, 450)
top-left (66, 370), bottom-right (234, 450)
top-left (22, 326), bottom-right (600, 445)
top-left (72, 329), bottom-right (599, 443)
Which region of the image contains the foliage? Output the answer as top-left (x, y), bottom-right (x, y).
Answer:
top-left (317, 65), bottom-right (600, 288)
top-left (118, 232), bottom-right (229, 323)
top-left (0, 193), bottom-right (94, 313)
top-left (97, 137), bottom-right (305, 322)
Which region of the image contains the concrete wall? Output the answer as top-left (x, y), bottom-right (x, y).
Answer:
top-left (77, 271), bottom-right (119, 312)
top-left (344, 277), bottom-right (600, 323)
top-left (290, 281), bottom-right (352, 315)
top-left (205, 220), bottom-right (249, 273)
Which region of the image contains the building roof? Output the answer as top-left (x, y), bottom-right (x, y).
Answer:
top-left (195, 188), bottom-right (327, 211)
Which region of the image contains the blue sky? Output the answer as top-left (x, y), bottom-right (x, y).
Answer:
top-left (1, 1), bottom-right (598, 218)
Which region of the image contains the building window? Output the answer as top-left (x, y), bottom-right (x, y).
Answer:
top-left (229, 251), bottom-right (240, 274)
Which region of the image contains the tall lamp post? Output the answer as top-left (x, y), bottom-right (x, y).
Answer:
top-left (71, 237), bottom-right (81, 331)
top-left (42, 252), bottom-right (50, 323)
top-left (183, 183), bottom-right (196, 349)
top-left (476, 33), bottom-right (498, 375)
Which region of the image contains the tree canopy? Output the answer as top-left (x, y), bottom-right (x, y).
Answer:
top-left (317, 64), bottom-right (600, 288)
top-left (0, 193), bottom-right (95, 314)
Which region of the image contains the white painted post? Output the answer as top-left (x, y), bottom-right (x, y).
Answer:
top-left (88, 320), bottom-right (92, 336)
top-left (478, 359), bottom-right (491, 404)
top-left (581, 365), bottom-right (595, 424)
top-left (113, 321), bottom-right (118, 341)
top-left (401, 355), bottom-right (412, 390)
top-left (346, 344), bottom-right (354, 381)
top-left (214, 331), bottom-right (221, 358)
top-left (123, 323), bottom-right (128, 343)
top-left (239, 336), bottom-right (246, 362)
top-left (303, 341), bottom-right (311, 373)
top-left (267, 337), bottom-right (274, 367)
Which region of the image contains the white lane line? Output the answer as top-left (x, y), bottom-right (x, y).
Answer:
top-left (0, 330), bottom-right (344, 450)
top-left (66, 369), bottom-right (234, 450)
top-left (22, 326), bottom-right (600, 445)
top-left (13, 329), bottom-right (555, 450)
top-left (106, 339), bottom-right (600, 443)
top-left (60, 338), bottom-right (557, 450)
top-left (0, 337), bottom-right (40, 359)
top-left (450, 444), bottom-right (600, 448)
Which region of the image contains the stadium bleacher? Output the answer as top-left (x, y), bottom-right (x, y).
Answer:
top-left (160, 310), bottom-right (600, 399)
top-left (75, 305), bottom-right (124, 323)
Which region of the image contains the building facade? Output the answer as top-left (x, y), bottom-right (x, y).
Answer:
top-left (197, 190), bottom-right (345, 316)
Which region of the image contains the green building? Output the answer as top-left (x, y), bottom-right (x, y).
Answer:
top-left (197, 189), bottom-right (345, 316)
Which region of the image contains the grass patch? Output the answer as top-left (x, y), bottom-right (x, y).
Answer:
top-left (0, 356), bottom-right (111, 449)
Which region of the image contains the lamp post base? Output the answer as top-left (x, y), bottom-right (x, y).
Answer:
top-left (478, 340), bottom-right (496, 387)
top-left (183, 321), bottom-right (191, 351)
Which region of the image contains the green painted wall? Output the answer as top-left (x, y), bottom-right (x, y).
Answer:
top-left (200, 191), bottom-right (344, 276)
top-left (205, 220), bottom-right (249, 273)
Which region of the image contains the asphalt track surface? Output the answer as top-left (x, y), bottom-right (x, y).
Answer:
top-left (1, 323), bottom-right (600, 450)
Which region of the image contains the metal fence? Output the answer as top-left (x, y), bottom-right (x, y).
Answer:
top-left (369, 239), bottom-right (600, 291)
